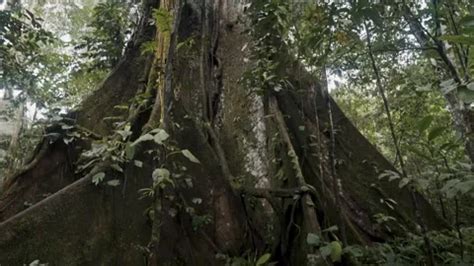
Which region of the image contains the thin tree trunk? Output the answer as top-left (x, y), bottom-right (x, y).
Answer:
top-left (401, 1), bottom-right (474, 164)
top-left (365, 22), bottom-right (436, 266)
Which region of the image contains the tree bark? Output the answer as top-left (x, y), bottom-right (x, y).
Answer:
top-left (0, 1), bottom-right (447, 265)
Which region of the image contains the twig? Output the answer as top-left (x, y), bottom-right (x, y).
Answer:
top-left (321, 68), bottom-right (348, 247)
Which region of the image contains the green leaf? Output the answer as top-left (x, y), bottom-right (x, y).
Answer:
top-left (330, 241), bottom-right (342, 262)
top-left (111, 164), bottom-right (124, 172)
top-left (306, 233), bottom-right (321, 246)
top-left (152, 168), bottom-right (174, 188)
top-left (428, 126), bottom-right (445, 141)
top-left (153, 8), bottom-right (173, 34)
top-left (140, 41), bottom-right (156, 55)
top-left (107, 179), bottom-right (121, 186)
top-left (416, 116), bottom-right (433, 133)
top-left (455, 180), bottom-right (474, 195)
top-left (125, 142), bottom-right (136, 160)
top-left (322, 225), bottom-right (339, 233)
top-left (116, 129), bottom-right (132, 140)
top-left (192, 198), bottom-right (202, 204)
top-left (416, 84), bottom-right (432, 92)
top-left (456, 161), bottom-right (472, 170)
top-left (467, 82), bottom-right (474, 91)
top-left (320, 244), bottom-right (332, 258)
top-left (439, 142), bottom-right (459, 153)
top-left (416, 179), bottom-right (430, 190)
top-left (185, 178), bottom-right (193, 188)
top-left (92, 172), bottom-right (105, 185)
top-left (405, 146), bottom-right (433, 162)
top-left (343, 246), bottom-right (363, 257)
top-left (440, 35), bottom-right (474, 45)
top-left (460, 15), bottom-right (474, 27)
top-left (152, 168), bottom-right (170, 181)
top-left (378, 170), bottom-right (400, 180)
top-left (153, 129), bottom-right (169, 144)
top-left (131, 133), bottom-right (154, 146)
top-left (440, 79), bottom-right (457, 95)
top-left (362, 8), bottom-right (382, 26)
top-left (134, 160), bottom-right (143, 168)
top-left (256, 253), bottom-right (271, 266)
top-left (29, 260), bottom-right (41, 266)
top-left (398, 178), bottom-right (411, 188)
top-left (61, 124), bottom-right (74, 130)
top-left (114, 104), bottom-right (130, 110)
top-left (457, 86), bottom-right (474, 103)
top-left (442, 179), bottom-right (462, 198)
top-left (388, 175), bottom-right (400, 182)
top-left (182, 149), bottom-right (200, 164)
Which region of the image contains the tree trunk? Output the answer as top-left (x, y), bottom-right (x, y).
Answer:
top-left (0, 1), bottom-right (446, 265)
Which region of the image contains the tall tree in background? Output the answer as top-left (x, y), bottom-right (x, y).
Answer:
top-left (0, 0), bottom-right (138, 180)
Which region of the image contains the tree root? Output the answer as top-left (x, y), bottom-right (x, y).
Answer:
top-left (239, 186), bottom-right (316, 199)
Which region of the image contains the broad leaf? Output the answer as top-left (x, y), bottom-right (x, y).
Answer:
top-left (398, 178), bottom-right (411, 188)
top-left (153, 129), bottom-right (169, 144)
top-left (416, 116), bottom-right (433, 133)
top-left (92, 172), bottom-right (105, 185)
top-left (111, 164), bottom-right (124, 172)
top-left (152, 168), bottom-right (170, 181)
top-left (131, 133), bottom-right (154, 146)
top-left (320, 244), bottom-right (332, 258)
top-left (322, 225), bottom-right (339, 233)
top-left (306, 233), bottom-right (321, 246)
top-left (440, 79), bottom-right (457, 95)
top-left (152, 168), bottom-right (173, 188)
top-left (330, 241), bottom-right (342, 262)
top-left (182, 149), bottom-right (200, 164)
top-left (428, 126), bottom-right (445, 141)
top-left (458, 86), bottom-right (474, 103)
top-left (440, 35), bottom-right (474, 45)
top-left (107, 179), bottom-right (121, 186)
top-left (125, 142), bottom-right (136, 160)
top-left (256, 253), bottom-right (271, 266)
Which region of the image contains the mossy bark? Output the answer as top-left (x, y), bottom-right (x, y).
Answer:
top-left (0, 1), bottom-right (446, 265)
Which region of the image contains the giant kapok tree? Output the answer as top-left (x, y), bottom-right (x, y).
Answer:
top-left (0, 0), bottom-right (447, 265)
